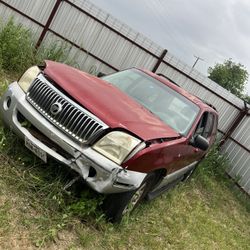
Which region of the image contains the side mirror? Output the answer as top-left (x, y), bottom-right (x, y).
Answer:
top-left (191, 135), bottom-right (209, 151)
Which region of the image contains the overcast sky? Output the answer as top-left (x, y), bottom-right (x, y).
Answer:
top-left (89, 0), bottom-right (250, 95)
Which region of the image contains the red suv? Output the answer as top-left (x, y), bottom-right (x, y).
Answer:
top-left (0, 61), bottom-right (218, 222)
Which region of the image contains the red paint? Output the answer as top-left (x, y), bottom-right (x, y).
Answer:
top-left (44, 61), bottom-right (180, 141)
top-left (44, 61), bottom-right (218, 175)
top-left (123, 136), bottom-right (206, 174)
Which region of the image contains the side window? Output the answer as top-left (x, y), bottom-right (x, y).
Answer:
top-left (212, 115), bottom-right (218, 135)
top-left (203, 113), bottom-right (214, 138)
top-left (194, 112), bottom-right (214, 139)
top-left (194, 112), bottom-right (208, 137)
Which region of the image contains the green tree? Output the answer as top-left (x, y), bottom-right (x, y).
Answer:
top-left (208, 59), bottom-right (249, 98)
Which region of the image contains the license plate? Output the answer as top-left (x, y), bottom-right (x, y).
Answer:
top-left (25, 137), bottom-right (47, 163)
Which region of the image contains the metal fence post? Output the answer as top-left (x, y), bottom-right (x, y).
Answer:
top-left (219, 101), bottom-right (249, 147)
top-left (35, 0), bottom-right (63, 49)
top-left (152, 49), bottom-right (168, 73)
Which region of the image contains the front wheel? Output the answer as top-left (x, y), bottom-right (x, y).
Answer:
top-left (102, 172), bottom-right (156, 223)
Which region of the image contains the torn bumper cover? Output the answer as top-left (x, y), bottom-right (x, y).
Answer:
top-left (0, 82), bottom-right (146, 194)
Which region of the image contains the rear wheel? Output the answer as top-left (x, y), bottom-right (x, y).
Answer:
top-left (102, 172), bottom-right (156, 223)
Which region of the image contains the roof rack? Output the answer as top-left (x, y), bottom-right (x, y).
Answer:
top-left (156, 73), bottom-right (217, 111)
top-left (156, 73), bottom-right (180, 87)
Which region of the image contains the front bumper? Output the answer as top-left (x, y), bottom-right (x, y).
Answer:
top-left (0, 82), bottom-right (146, 193)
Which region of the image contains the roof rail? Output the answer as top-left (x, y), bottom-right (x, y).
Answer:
top-left (156, 73), bottom-right (217, 111)
top-left (156, 73), bottom-right (180, 87)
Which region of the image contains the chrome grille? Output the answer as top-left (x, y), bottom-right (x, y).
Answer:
top-left (26, 75), bottom-right (108, 143)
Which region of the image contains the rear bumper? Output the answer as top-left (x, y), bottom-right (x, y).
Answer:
top-left (0, 82), bottom-right (146, 193)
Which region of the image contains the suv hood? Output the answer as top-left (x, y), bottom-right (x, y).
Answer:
top-left (44, 61), bottom-right (180, 141)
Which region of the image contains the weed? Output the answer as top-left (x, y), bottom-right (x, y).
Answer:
top-left (198, 143), bottom-right (228, 177)
top-left (0, 201), bottom-right (11, 234)
top-left (0, 18), bottom-right (35, 72)
top-left (0, 77), bottom-right (8, 94)
top-left (67, 190), bottom-right (103, 218)
top-left (192, 143), bottom-right (228, 190)
top-left (0, 18), bottom-right (77, 76)
top-left (36, 41), bottom-right (77, 67)
top-left (0, 126), bottom-right (103, 247)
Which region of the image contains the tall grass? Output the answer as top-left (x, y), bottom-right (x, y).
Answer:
top-left (0, 18), bottom-right (34, 72)
top-left (0, 18), bottom-right (75, 74)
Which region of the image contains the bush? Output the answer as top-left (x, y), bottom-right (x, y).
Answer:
top-left (0, 18), bottom-right (35, 72)
top-left (199, 144), bottom-right (228, 177)
top-left (36, 41), bottom-right (77, 67)
top-left (0, 18), bottom-right (76, 74)
top-left (193, 143), bottom-right (230, 190)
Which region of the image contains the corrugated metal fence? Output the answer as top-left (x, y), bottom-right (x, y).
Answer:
top-left (0, 0), bottom-right (249, 194)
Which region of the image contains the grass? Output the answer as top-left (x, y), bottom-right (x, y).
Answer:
top-left (0, 20), bottom-right (249, 249)
top-left (0, 121), bottom-right (249, 249)
top-left (0, 74), bottom-right (249, 250)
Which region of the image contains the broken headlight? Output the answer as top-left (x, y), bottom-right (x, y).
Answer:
top-left (92, 131), bottom-right (141, 165)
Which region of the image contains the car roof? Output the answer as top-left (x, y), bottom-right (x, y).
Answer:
top-left (138, 68), bottom-right (218, 115)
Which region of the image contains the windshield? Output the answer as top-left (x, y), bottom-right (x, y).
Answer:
top-left (102, 69), bottom-right (200, 135)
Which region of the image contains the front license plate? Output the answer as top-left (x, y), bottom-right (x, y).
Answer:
top-left (25, 137), bottom-right (47, 163)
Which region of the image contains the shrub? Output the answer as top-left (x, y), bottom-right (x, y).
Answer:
top-left (0, 18), bottom-right (76, 74)
top-left (0, 18), bottom-right (35, 72)
top-left (193, 143), bottom-right (230, 190)
top-left (36, 41), bottom-right (77, 67)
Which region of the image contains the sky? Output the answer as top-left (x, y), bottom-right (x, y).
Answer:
top-left (89, 0), bottom-right (250, 95)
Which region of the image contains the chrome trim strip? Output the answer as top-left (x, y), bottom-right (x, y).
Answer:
top-left (26, 74), bottom-right (108, 143)
top-left (152, 162), bottom-right (198, 192)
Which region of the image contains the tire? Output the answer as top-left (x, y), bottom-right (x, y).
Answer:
top-left (102, 172), bottom-right (156, 223)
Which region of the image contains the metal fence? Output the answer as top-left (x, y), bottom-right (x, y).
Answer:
top-left (0, 0), bottom-right (249, 194)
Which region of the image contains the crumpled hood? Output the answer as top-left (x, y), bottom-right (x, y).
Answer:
top-left (44, 61), bottom-right (180, 141)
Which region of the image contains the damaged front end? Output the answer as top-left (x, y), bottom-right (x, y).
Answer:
top-left (0, 66), bottom-right (146, 194)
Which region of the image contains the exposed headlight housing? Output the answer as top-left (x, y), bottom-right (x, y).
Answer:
top-left (92, 131), bottom-right (141, 165)
top-left (18, 66), bottom-right (41, 92)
